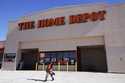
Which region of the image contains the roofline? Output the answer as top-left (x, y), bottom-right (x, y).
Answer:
top-left (0, 41), bottom-right (5, 42)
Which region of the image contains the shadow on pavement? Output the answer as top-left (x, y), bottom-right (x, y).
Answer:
top-left (27, 78), bottom-right (52, 82)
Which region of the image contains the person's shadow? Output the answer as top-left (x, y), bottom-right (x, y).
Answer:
top-left (27, 78), bottom-right (52, 82)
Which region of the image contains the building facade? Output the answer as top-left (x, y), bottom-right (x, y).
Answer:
top-left (1, 4), bottom-right (125, 73)
top-left (0, 41), bottom-right (4, 69)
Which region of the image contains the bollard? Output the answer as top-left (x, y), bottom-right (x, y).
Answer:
top-left (75, 62), bottom-right (77, 72)
top-left (58, 62), bottom-right (60, 71)
top-left (66, 62), bottom-right (68, 72)
top-left (35, 62), bottom-right (38, 70)
top-left (42, 63), bottom-right (45, 71)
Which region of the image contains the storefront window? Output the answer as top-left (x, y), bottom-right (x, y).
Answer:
top-left (44, 57), bottom-right (50, 64)
top-left (40, 51), bottom-right (76, 65)
top-left (4, 53), bottom-right (16, 62)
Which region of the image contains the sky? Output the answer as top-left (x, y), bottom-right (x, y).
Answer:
top-left (0, 0), bottom-right (125, 41)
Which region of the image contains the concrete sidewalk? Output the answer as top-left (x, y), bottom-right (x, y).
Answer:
top-left (0, 71), bottom-right (125, 83)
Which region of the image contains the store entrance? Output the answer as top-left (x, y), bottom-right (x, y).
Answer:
top-left (77, 45), bottom-right (107, 72)
top-left (0, 48), bottom-right (4, 69)
top-left (17, 49), bottom-right (39, 70)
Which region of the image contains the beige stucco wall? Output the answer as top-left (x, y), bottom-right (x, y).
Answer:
top-left (104, 5), bottom-right (125, 73)
top-left (2, 4), bottom-right (125, 73)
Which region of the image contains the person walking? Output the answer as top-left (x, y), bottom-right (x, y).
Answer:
top-left (44, 62), bottom-right (55, 81)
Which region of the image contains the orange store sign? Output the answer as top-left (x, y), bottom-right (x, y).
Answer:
top-left (18, 10), bottom-right (106, 30)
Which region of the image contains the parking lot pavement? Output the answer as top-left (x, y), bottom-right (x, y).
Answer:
top-left (0, 71), bottom-right (125, 83)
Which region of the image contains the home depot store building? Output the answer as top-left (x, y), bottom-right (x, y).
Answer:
top-left (0, 41), bottom-right (4, 68)
top-left (1, 4), bottom-right (125, 73)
